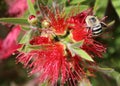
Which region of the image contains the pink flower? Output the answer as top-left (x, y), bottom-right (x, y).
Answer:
top-left (0, 25), bottom-right (21, 60)
top-left (5, 0), bottom-right (35, 17)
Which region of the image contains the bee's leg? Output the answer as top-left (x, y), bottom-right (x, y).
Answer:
top-left (100, 16), bottom-right (108, 22)
top-left (85, 26), bottom-right (90, 29)
top-left (86, 26), bottom-right (91, 32)
top-left (101, 22), bottom-right (107, 27)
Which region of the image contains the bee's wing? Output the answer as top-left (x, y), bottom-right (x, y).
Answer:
top-left (101, 20), bottom-right (115, 28)
top-left (101, 22), bottom-right (107, 27)
top-left (107, 20), bottom-right (115, 27)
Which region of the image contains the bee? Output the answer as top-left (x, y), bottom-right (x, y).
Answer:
top-left (85, 15), bottom-right (107, 36)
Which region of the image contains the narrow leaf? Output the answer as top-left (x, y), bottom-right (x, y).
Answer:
top-left (73, 48), bottom-right (94, 62)
top-left (28, 44), bottom-right (43, 50)
top-left (47, 0), bottom-right (52, 5)
top-left (26, 45), bottom-right (42, 52)
top-left (65, 5), bottom-right (89, 15)
top-left (79, 5), bottom-right (89, 12)
top-left (21, 26), bottom-right (31, 31)
top-left (0, 18), bottom-right (29, 25)
top-left (58, 0), bottom-right (67, 4)
top-left (66, 42), bottom-right (93, 61)
top-left (19, 30), bottom-right (32, 44)
top-left (38, 0), bottom-right (48, 5)
top-left (111, 0), bottom-right (120, 17)
top-left (93, 0), bottom-right (108, 18)
top-left (95, 66), bottom-right (120, 86)
top-left (27, 0), bottom-right (36, 15)
top-left (70, 0), bottom-right (85, 4)
top-left (71, 40), bottom-right (84, 48)
top-left (18, 44), bottom-right (42, 53)
top-left (41, 81), bottom-right (48, 86)
top-left (78, 78), bottom-right (92, 86)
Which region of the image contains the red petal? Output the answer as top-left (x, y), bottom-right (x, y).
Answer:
top-left (30, 36), bottom-right (52, 45)
top-left (70, 27), bottom-right (88, 42)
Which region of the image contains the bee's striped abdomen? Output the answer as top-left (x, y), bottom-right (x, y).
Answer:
top-left (92, 24), bottom-right (102, 36)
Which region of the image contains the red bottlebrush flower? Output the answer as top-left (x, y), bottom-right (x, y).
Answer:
top-left (67, 8), bottom-right (93, 30)
top-left (17, 36), bottom-right (87, 86)
top-left (70, 27), bottom-right (88, 42)
top-left (0, 25), bottom-right (21, 60)
top-left (30, 36), bottom-right (52, 45)
top-left (67, 9), bottom-right (106, 58)
top-left (70, 27), bottom-right (106, 58)
top-left (42, 9), bottom-right (68, 35)
top-left (82, 39), bottom-right (106, 58)
top-left (50, 16), bottom-right (68, 35)
top-left (16, 6), bottom-right (106, 86)
top-left (5, 0), bottom-right (35, 17)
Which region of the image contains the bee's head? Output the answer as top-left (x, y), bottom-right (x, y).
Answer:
top-left (85, 16), bottom-right (100, 26)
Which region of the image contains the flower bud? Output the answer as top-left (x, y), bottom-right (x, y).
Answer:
top-left (41, 20), bottom-right (50, 28)
top-left (28, 15), bottom-right (38, 25)
top-left (36, 11), bottom-right (40, 17)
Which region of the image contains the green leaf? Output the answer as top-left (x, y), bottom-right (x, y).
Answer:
top-left (21, 26), bottom-right (31, 31)
top-left (73, 48), bottom-right (94, 62)
top-left (47, 0), bottom-right (52, 5)
top-left (27, 0), bottom-right (36, 15)
top-left (78, 78), bottom-right (92, 86)
top-left (93, 0), bottom-right (108, 18)
top-left (18, 44), bottom-right (41, 53)
top-left (0, 18), bottom-right (29, 25)
top-left (28, 45), bottom-right (43, 50)
top-left (40, 81), bottom-right (49, 86)
top-left (26, 45), bottom-right (42, 52)
top-left (95, 67), bottom-right (120, 86)
top-left (71, 40), bottom-right (84, 48)
top-left (79, 5), bottom-right (89, 12)
top-left (57, 0), bottom-right (67, 4)
top-left (65, 5), bottom-right (89, 15)
top-left (111, 0), bottom-right (120, 17)
top-left (19, 30), bottom-right (32, 44)
top-left (38, 0), bottom-right (48, 5)
top-left (66, 41), bottom-right (93, 62)
top-left (70, 0), bottom-right (86, 4)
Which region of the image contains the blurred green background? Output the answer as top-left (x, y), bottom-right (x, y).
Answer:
top-left (0, 0), bottom-right (120, 86)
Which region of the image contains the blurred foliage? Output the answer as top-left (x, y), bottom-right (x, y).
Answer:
top-left (0, 0), bottom-right (120, 86)
top-left (0, 57), bottom-right (30, 86)
top-left (0, 0), bottom-right (7, 17)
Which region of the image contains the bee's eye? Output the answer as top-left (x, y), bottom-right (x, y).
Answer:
top-left (89, 17), bottom-right (96, 23)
